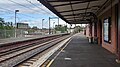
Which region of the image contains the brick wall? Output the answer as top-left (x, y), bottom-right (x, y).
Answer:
top-left (97, 5), bottom-right (117, 54)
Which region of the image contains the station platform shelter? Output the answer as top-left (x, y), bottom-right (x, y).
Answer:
top-left (38, 0), bottom-right (120, 64)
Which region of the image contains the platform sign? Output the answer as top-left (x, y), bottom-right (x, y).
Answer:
top-left (104, 19), bottom-right (109, 42)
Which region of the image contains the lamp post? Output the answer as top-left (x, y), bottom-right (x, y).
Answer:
top-left (42, 19), bottom-right (44, 32)
top-left (15, 10), bottom-right (19, 38)
top-left (70, 24), bottom-right (72, 33)
top-left (49, 17), bottom-right (50, 34)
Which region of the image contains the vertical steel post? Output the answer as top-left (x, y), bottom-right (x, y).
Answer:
top-left (49, 17), bottom-right (50, 34)
top-left (15, 11), bottom-right (16, 37)
top-left (15, 11), bottom-right (16, 27)
top-left (42, 19), bottom-right (44, 32)
top-left (70, 24), bottom-right (72, 33)
top-left (58, 17), bottom-right (59, 26)
top-left (14, 10), bottom-right (19, 38)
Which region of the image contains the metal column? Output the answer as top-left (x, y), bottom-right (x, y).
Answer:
top-left (49, 17), bottom-right (50, 34)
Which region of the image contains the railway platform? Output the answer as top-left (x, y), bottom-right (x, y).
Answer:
top-left (0, 35), bottom-right (46, 45)
top-left (45, 33), bottom-right (120, 67)
top-left (0, 34), bottom-right (62, 46)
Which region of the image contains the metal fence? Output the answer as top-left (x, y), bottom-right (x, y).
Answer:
top-left (0, 29), bottom-right (24, 39)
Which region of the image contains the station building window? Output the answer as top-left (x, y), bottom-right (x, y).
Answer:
top-left (103, 17), bottom-right (111, 43)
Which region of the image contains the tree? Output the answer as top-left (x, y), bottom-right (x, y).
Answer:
top-left (55, 25), bottom-right (67, 33)
top-left (32, 26), bottom-right (38, 30)
top-left (0, 18), bottom-right (4, 23)
top-left (74, 26), bottom-right (85, 33)
top-left (0, 18), bottom-right (14, 38)
top-left (0, 18), bottom-right (4, 29)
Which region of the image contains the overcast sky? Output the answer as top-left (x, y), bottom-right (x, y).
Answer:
top-left (0, 0), bottom-right (70, 29)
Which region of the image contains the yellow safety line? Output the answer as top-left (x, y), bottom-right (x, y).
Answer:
top-left (46, 59), bottom-right (54, 67)
top-left (41, 60), bottom-right (50, 67)
top-left (46, 39), bottom-right (72, 67)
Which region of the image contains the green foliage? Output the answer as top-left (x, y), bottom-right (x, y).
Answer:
top-left (55, 25), bottom-right (67, 33)
top-left (0, 25), bottom-right (14, 30)
top-left (0, 18), bottom-right (4, 23)
top-left (0, 25), bottom-right (4, 29)
top-left (28, 29), bottom-right (35, 34)
top-left (74, 26), bottom-right (85, 33)
top-left (0, 17), bottom-right (14, 38)
top-left (0, 17), bottom-right (14, 30)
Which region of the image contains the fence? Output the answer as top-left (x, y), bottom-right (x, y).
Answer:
top-left (0, 29), bottom-right (24, 39)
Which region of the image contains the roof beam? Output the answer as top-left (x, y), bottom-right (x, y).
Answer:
top-left (83, 1), bottom-right (90, 19)
top-left (69, 20), bottom-right (90, 24)
top-left (59, 6), bottom-right (99, 13)
top-left (69, 1), bottom-right (76, 22)
top-left (47, 0), bottom-right (82, 2)
top-left (59, 8), bottom-right (87, 13)
top-left (48, 0), bottom-right (99, 2)
top-left (65, 16), bottom-right (82, 19)
top-left (96, 0), bottom-right (109, 15)
top-left (63, 12), bottom-right (91, 16)
top-left (52, 0), bottom-right (99, 7)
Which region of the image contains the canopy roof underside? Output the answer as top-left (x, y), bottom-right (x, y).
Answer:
top-left (38, 0), bottom-right (109, 24)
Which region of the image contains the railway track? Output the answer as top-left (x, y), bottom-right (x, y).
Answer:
top-left (0, 34), bottom-right (70, 67)
top-left (0, 36), bottom-right (60, 56)
top-left (0, 35), bottom-right (60, 53)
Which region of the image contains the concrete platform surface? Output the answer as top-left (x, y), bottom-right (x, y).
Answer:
top-left (50, 33), bottom-right (120, 67)
top-left (0, 35), bottom-right (46, 45)
top-left (0, 33), bottom-right (67, 46)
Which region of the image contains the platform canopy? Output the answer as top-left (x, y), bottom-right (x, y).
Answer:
top-left (38, 0), bottom-right (108, 24)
